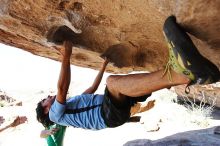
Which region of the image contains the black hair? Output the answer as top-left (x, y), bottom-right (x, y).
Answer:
top-left (36, 100), bottom-right (54, 128)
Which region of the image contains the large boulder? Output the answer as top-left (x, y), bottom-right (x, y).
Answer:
top-left (124, 126), bottom-right (220, 146)
top-left (175, 84), bottom-right (220, 108)
top-left (0, 0), bottom-right (220, 73)
top-left (1, 1), bottom-right (220, 102)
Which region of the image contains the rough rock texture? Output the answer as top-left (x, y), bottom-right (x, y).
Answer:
top-left (175, 84), bottom-right (220, 108)
top-left (0, 0), bottom-right (220, 73)
top-left (124, 127), bottom-right (220, 146)
top-left (0, 90), bottom-right (22, 107)
top-left (0, 90), bottom-right (15, 104)
top-left (1, 1), bottom-right (220, 103)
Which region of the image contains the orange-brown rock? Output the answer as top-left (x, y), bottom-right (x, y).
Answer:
top-left (1, 0), bottom-right (220, 74)
top-left (175, 84), bottom-right (220, 108)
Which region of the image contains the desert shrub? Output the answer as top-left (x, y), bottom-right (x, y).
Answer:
top-left (181, 91), bottom-right (216, 127)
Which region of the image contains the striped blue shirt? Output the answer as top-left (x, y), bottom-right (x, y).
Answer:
top-left (49, 94), bottom-right (107, 130)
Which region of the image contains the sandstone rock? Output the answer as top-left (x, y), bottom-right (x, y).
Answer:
top-left (0, 0), bottom-right (220, 74)
top-left (175, 84), bottom-right (220, 108)
top-left (0, 90), bottom-right (22, 107)
top-left (0, 90), bottom-right (16, 104)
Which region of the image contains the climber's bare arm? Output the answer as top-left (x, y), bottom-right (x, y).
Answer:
top-left (56, 41), bottom-right (72, 104)
top-left (83, 58), bottom-right (109, 94)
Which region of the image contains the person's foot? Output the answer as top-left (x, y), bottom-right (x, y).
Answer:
top-left (163, 16), bottom-right (220, 87)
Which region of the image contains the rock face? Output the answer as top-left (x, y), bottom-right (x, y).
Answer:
top-left (124, 127), bottom-right (220, 146)
top-left (175, 84), bottom-right (220, 108)
top-left (0, 0), bottom-right (220, 73)
top-left (1, 1), bottom-right (220, 102)
top-left (0, 90), bottom-right (22, 107)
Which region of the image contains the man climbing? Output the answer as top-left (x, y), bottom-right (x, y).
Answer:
top-left (36, 16), bottom-right (220, 130)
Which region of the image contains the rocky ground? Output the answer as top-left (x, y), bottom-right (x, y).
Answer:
top-left (0, 88), bottom-right (219, 146)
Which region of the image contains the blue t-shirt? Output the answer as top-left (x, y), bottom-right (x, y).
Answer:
top-left (49, 94), bottom-right (107, 130)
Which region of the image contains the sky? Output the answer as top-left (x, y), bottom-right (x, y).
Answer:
top-left (0, 43), bottom-right (108, 93)
top-left (0, 43), bottom-right (59, 90)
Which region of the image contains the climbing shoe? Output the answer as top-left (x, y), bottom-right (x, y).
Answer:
top-left (163, 16), bottom-right (220, 89)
